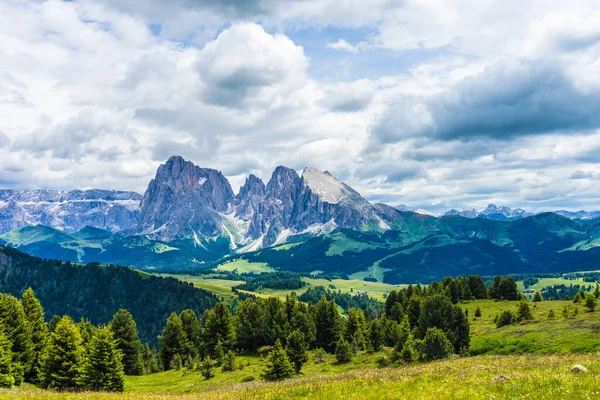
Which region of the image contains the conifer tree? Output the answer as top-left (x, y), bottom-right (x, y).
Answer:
top-left (110, 309), bottom-right (142, 375)
top-left (203, 303), bottom-right (235, 356)
top-left (343, 308), bottom-right (367, 353)
top-left (516, 300), bottom-right (533, 322)
top-left (422, 328), bottom-right (452, 361)
top-left (0, 293), bottom-right (33, 385)
top-left (236, 299), bottom-right (264, 352)
top-left (21, 288), bottom-right (47, 384)
top-left (213, 339), bottom-right (224, 366)
top-left (79, 326), bottom-right (125, 392)
top-left (262, 339), bottom-right (294, 381)
top-left (0, 326), bottom-right (14, 388)
top-left (585, 294), bottom-right (597, 312)
top-left (141, 344), bottom-right (159, 375)
top-left (595, 285), bottom-right (600, 299)
top-left (334, 337), bottom-right (352, 363)
top-left (221, 350), bottom-right (237, 372)
top-left (40, 316), bottom-right (83, 390)
top-left (199, 356), bottom-right (215, 379)
top-left (312, 296), bottom-right (341, 353)
top-left (78, 318), bottom-right (97, 348)
top-left (399, 336), bottom-right (417, 363)
top-left (286, 330), bottom-right (308, 373)
top-left (533, 291), bottom-right (543, 302)
top-left (159, 313), bottom-right (186, 370)
top-left (48, 316), bottom-right (60, 333)
top-left (179, 309), bottom-right (201, 359)
top-left (368, 319), bottom-right (383, 351)
top-left (474, 307), bottom-right (482, 317)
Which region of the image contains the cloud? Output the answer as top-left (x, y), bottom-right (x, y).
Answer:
top-left (569, 170), bottom-right (596, 180)
top-left (196, 22), bottom-right (308, 108)
top-left (327, 39), bottom-right (359, 54)
top-left (320, 80), bottom-right (376, 112)
top-left (0, 133), bottom-right (9, 148)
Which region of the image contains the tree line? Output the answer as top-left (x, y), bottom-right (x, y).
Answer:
top-left (0, 273), bottom-right (521, 390)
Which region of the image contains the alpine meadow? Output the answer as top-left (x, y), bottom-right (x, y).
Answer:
top-left (2, 0), bottom-right (600, 399)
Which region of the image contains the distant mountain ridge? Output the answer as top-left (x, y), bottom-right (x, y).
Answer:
top-left (2, 155), bottom-right (600, 282)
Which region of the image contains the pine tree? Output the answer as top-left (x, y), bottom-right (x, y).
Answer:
top-left (562, 305), bottom-right (569, 319)
top-left (199, 356), bottom-right (215, 379)
top-left (79, 326), bottom-right (125, 392)
top-left (203, 303), bottom-right (235, 356)
top-left (474, 306), bottom-right (482, 317)
top-left (399, 336), bottom-right (417, 363)
top-left (286, 330), bottom-right (308, 374)
top-left (110, 309), bottom-right (142, 375)
top-left (334, 337), bottom-right (352, 363)
top-left (48, 316), bottom-right (60, 333)
top-left (40, 316), bottom-right (83, 390)
top-left (595, 285), bottom-right (600, 299)
top-left (21, 288), bottom-right (47, 384)
top-left (368, 319), bottom-right (383, 352)
top-left (236, 299), bottom-right (264, 352)
top-left (179, 309), bottom-right (201, 359)
top-left (0, 326), bottom-right (14, 388)
top-left (159, 312), bottom-right (186, 370)
top-left (262, 339), bottom-right (294, 381)
top-left (214, 339), bottom-right (224, 366)
top-left (0, 293), bottom-right (33, 385)
top-left (312, 296), bottom-right (341, 353)
top-left (422, 328), bottom-right (453, 361)
top-left (585, 294), bottom-right (597, 312)
top-left (221, 350), bottom-right (237, 372)
top-left (78, 318), bottom-right (97, 348)
top-left (343, 308), bottom-right (367, 353)
top-left (516, 300), bottom-right (533, 322)
top-left (533, 291), bottom-right (543, 302)
top-left (141, 344), bottom-right (159, 375)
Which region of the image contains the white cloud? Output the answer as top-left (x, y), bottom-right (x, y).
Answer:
top-left (327, 39), bottom-right (359, 54)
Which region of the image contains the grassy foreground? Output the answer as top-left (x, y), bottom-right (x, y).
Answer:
top-left (3, 353), bottom-right (600, 399)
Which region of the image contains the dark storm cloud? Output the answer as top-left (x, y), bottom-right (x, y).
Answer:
top-left (374, 61), bottom-right (600, 143)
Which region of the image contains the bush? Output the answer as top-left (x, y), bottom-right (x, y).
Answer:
top-left (375, 355), bottom-right (390, 367)
top-left (585, 294), bottom-right (596, 312)
top-left (421, 328), bottom-right (453, 361)
top-left (221, 351), bottom-right (237, 372)
top-left (314, 348), bottom-right (326, 364)
top-left (474, 307), bottom-right (482, 317)
top-left (262, 339), bottom-right (295, 381)
top-left (496, 310), bottom-right (514, 328)
top-left (400, 338), bottom-right (418, 363)
top-left (533, 291), bottom-right (542, 302)
top-left (199, 357), bottom-right (215, 380)
top-left (516, 301), bottom-right (533, 322)
top-left (548, 310), bottom-right (556, 319)
top-left (240, 375), bottom-right (255, 383)
top-left (335, 337), bottom-right (352, 363)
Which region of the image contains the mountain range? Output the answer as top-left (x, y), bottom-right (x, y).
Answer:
top-left (1, 155), bottom-right (600, 283)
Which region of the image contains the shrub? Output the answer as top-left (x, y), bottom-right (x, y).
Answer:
top-left (314, 348), bottom-right (326, 364)
top-left (548, 310), bottom-right (556, 319)
top-left (199, 357), bottom-right (215, 380)
top-left (400, 338), bottom-right (418, 363)
top-left (221, 351), bottom-right (237, 372)
top-left (585, 294), bottom-right (596, 312)
top-left (262, 339), bottom-right (294, 381)
top-left (474, 307), bottom-right (482, 317)
top-left (335, 337), bottom-right (352, 363)
top-left (421, 328), bottom-right (453, 361)
top-left (533, 291), bottom-right (542, 302)
top-left (496, 310), bottom-right (514, 328)
top-left (375, 355), bottom-right (389, 367)
top-left (516, 300), bottom-right (533, 322)
top-left (241, 375), bottom-right (255, 383)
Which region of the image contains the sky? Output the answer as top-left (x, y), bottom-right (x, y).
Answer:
top-left (1, 0), bottom-right (600, 213)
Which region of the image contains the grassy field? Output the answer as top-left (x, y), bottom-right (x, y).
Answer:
top-left (215, 259), bottom-right (275, 274)
top-left (461, 299), bottom-right (600, 354)
top-left (4, 353), bottom-right (600, 399)
top-left (516, 277), bottom-right (590, 291)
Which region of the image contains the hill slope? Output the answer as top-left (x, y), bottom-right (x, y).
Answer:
top-left (0, 245), bottom-right (217, 343)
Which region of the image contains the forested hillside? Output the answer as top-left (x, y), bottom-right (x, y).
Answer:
top-left (0, 246), bottom-right (217, 343)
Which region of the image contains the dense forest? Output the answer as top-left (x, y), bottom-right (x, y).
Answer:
top-left (0, 246), bottom-right (217, 344)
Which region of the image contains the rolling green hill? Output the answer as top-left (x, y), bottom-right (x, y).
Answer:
top-left (3, 212), bottom-right (600, 283)
top-left (0, 245), bottom-right (217, 344)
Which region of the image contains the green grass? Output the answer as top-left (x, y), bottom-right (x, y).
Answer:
top-left (215, 259), bottom-right (275, 274)
top-left (516, 277), bottom-right (589, 291)
top-left (4, 353), bottom-right (600, 399)
top-left (158, 274), bottom-right (245, 305)
top-left (461, 299), bottom-right (600, 355)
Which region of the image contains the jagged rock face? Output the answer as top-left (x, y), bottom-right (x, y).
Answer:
top-left (138, 156), bottom-right (234, 240)
top-left (0, 189), bottom-right (141, 234)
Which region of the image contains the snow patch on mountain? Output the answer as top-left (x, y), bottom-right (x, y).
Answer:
top-left (302, 167), bottom-right (348, 204)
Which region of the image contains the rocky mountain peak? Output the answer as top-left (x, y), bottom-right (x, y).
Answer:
top-left (237, 174), bottom-right (266, 201)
